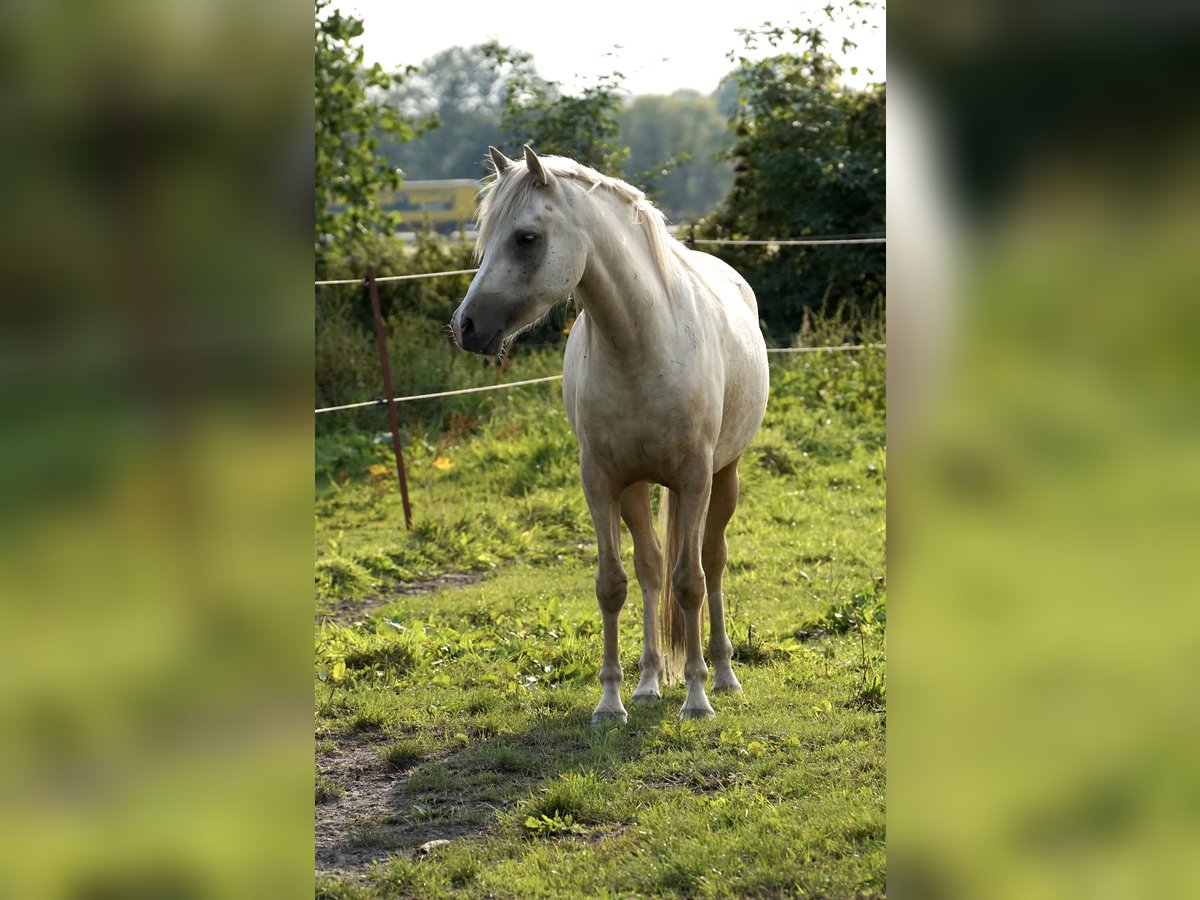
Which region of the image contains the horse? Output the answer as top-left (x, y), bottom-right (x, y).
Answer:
top-left (451, 145), bottom-right (768, 723)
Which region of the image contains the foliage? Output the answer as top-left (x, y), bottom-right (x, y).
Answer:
top-left (316, 774), bottom-right (343, 804)
top-left (522, 812), bottom-right (587, 838)
top-left (314, 229), bottom-right (554, 437)
top-left (314, 0), bottom-right (413, 270)
top-left (379, 43), bottom-right (538, 181)
top-left (619, 91), bottom-right (734, 220)
top-left (378, 42), bottom-right (631, 180)
top-left (696, 13), bottom-right (885, 343)
top-left (487, 45), bottom-right (629, 176)
top-left (312, 12), bottom-right (887, 445)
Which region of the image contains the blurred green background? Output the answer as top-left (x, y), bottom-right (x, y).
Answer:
top-left (889, 4), bottom-right (1200, 898)
top-left (0, 1), bottom-right (313, 896)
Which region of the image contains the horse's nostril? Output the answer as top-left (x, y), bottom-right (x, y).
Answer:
top-left (461, 316), bottom-right (475, 336)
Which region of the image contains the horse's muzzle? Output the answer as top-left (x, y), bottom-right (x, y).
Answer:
top-left (451, 307), bottom-right (503, 355)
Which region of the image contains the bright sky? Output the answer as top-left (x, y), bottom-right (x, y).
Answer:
top-left (345, 1), bottom-right (885, 96)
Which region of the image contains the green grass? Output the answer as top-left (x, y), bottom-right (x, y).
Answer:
top-left (315, 349), bottom-right (885, 897)
top-left (316, 774), bottom-right (344, 804)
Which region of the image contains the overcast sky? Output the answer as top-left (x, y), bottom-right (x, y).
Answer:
top-left (344, 0), bottom-right (885, 97)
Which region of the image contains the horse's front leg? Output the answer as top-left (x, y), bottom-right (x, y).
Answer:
top-left (620, 481), bottom-right (664, 703)
top-left (581, 459), bottom-right (628, 725)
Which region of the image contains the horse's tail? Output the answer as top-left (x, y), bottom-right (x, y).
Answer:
top-left (658, 486), bottom-right (686, 683)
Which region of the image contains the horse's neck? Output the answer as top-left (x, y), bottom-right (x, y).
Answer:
top-left (573, 196), bottom-right (676, 363)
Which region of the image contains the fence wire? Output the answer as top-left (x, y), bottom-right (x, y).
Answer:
top-left (314, 345), bottom-right (884, 415)
top-left (314, 234), bottom-right (885, 288)
top-left (315, 267), bottom-right (481, 287)
top-left (314, 232), bottom-right (884, 415)
top-left (691, 237), bottom-right (885, 246)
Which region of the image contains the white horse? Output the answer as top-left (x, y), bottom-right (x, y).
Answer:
top-left (451, 145), bottom-right (768, 723)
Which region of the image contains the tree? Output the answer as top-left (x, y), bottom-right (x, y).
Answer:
top-left (380, 43), bottom-right (533, 180)
top-left (620, 91), bottom-right (733, 221)
top-left (314, 0), bottom-right (411, 270)
top-left (493, 48), bottom-right (629, 175)
top-left (699, 18), bottom-right (885, 343)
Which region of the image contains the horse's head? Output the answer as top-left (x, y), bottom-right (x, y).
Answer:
top-left (451, 145), bottom-right (587, 355)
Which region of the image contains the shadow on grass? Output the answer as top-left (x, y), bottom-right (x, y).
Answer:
top-left (315, 692), bottom-right (681, 876)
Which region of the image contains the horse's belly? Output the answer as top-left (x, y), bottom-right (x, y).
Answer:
top-left (712, 343), bottom-right (769, 470)
top-left (566, 374), bottom-right (742, 484)
top-left (563, 306), bottom-right (768, 482)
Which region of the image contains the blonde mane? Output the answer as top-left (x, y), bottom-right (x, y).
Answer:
top-left (475, 154), bottom-right (684, 297)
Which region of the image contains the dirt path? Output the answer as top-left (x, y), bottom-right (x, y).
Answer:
top-left (316, 568), bottom-right (499, 879)
top-left (316, 733), bottom-right (470, 877)
top-left (318, 571), bottom-right (486, 625)
top-left (315, 729), bottom-right (545, 878)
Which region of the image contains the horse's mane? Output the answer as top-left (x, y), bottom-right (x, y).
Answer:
top-left (475, 154), bottom-right (685, 297)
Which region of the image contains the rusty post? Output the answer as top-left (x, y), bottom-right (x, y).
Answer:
top-left (366, 266), bottom-right (413, 528)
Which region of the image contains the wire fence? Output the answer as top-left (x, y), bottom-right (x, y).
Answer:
top-left (691, 237), bottom-right (885, 247)
top-left (315, 375), bottom-right (565, 415)
top-left (312, 233), bottom-right (885, 288)
top-left (315, 267), bottom-right (481, 287)
top-left (315, 233), bottom-right (885, 522)
top-left (314, 345), bottom-right (884, 415)
top-left (314, 231), bottom-right (886, 417)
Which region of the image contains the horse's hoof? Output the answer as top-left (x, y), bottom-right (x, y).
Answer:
top-left (590, 709), bottom-right (628, 726)
top-left (712, 676), bottom-right (743, 695)
top-left (678, 705), bottom-right (715, 721)
top-left (630, 690), bottom-right (661, 705)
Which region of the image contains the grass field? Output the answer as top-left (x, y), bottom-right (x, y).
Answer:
top-left (314, 347), bottom-right (886, 898)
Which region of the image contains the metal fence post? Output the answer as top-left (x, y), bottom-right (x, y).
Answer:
top-left (366, 266), bottom-right (413, 528)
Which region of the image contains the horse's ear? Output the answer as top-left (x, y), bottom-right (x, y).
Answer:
top-left (523, 144), bottom-right (550, 187)
top-left (488, 146), bottom-right (512, 176)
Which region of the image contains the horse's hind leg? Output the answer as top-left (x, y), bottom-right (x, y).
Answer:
top-left (581, 460), bottom-right (629, 725)
top-left (620, 481), bottom-right (664, 703)
top-left (671, 460), bottom-right (716, 720)
top-left (704, 460), bottom-right (742, 694)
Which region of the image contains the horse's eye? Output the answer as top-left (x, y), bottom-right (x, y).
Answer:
top-left (515, 231), bottom-right (539, 247)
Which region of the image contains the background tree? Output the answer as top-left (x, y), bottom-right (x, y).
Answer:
top-left (376, 44), bottom-right (736, 224)
top-left (620, 91), bottom-right (733, 221)
top-left (314, 0), bottom-right (412, 272)
top-left (698, 21), bottom-right (885, 343)
top-left (379, 43), bottom-right (534, 180)
top-left (493, 49), bottom-right (629, 175)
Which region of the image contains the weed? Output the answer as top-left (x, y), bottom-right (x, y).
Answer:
top-left (379, 739), bottom-right (424, 771)
top-left (349, 708), bottom-right (387, 732)
top-left (406, 763), bottom-right (452, 792)
top-left (316, 775), bottom-right (343, 804)
top-left (316, 556), bottom-right (373, 597)
top-left (520, 771), bottom-right (614, 826)
top-left (478, 745), bottom-right (536, 772)
top-left (348, 826), bottom-right (392, 848)
top-left (315, 873), bottom-right (367, 899)
top-left (439, 845), bottom-right (483, 886)
top-left (523, 812), bottom-right (588, 838)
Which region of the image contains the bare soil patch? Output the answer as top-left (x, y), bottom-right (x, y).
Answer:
top-left (315, 730), bottom-right (541, 878)
top-left (319, 571), bottom-right (486, 624)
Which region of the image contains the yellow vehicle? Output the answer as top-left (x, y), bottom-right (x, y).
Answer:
top-left (381, 179), bottom-right (480, 234)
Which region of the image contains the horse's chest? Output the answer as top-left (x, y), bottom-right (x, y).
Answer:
top-left (568, 377), bottom-right (718, 477)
